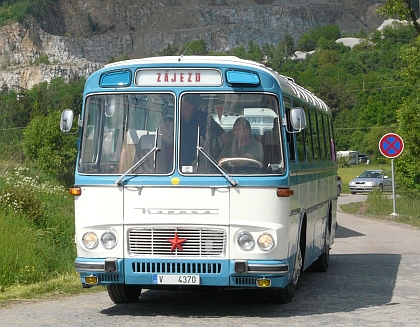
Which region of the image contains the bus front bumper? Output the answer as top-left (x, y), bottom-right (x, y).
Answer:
top-left (74, 257), bottom-right (290, 289)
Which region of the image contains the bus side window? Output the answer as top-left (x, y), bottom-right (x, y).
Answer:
top-left (304, 106), bottom-right (314, 162)
top-left (310, 109), bottom-right (320, 161)
top-left (296, 124), bottom-right (306, 162)
top-left (324, 115), bottom-right (332, 160)
top-left (318, 111), bottom-right (327, 161)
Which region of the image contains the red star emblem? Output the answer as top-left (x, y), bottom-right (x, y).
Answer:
top-left (167, 233), bottom-right (187, 252)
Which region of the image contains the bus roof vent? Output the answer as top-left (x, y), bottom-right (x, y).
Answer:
top-left (226, 70), bottom-right (260, 87)
top-left (99, 69), bottom-right (132, 88)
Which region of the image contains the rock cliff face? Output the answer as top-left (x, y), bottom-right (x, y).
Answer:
top-left (0, 0), bottom-right (386, 90)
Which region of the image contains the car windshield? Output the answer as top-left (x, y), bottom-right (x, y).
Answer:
top-left (359, 171), bottom-right (382, 178)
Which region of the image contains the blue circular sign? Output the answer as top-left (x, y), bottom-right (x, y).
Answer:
top-left (379, 133), bottom-right (404, 158)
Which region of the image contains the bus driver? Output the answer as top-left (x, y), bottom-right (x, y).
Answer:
top-left (218, 117), bottom-right (263, 165)
top-left (180, 96), bottom-right (229, 166)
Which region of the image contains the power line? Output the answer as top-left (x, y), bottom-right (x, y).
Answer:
top-left (335, 126), bottom-right (393, 130)
top-left (347, 85), bottom-right (407, 92)
top-left (0, 126), bottom-right (26, 131)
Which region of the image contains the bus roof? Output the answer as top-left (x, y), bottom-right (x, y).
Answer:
top-left (105, 56), bottom-right (266, 69)
top-left (103, 56), bottom-right (329, 112)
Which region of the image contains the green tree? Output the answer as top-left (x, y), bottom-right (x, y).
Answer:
top-left (395, 36), bottom-right (420, 190)
top-left (377, 0), bottom-right (420, 35)
top-left (317, 79), bottom-right (355, 120)
top-left (228, 44), bottom-right (247, 58)
top-left (246, 40), bottom-right (263, 62)
top-left (181, 39), bottom-right (208, 55)
top-left (364, 126), bottom-right (390, 163)
top-left (297, 25), bottom-right (341, 51)
top-left (2, 77), bottom-right (83, 173)
top-left (22, 110), bottom-right (77, 186)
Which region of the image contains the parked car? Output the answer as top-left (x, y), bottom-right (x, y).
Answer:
top-left (337, 176), bottom-right (342, 196)
top-left (348, 170), bottom-right (392, 194)
top-left (358, 153), bottom-right (368, 163)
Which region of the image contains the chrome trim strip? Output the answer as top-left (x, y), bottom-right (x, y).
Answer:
top-left (74, 261), bottom-right (105, 272)
top-left (247, 263), bottom-right (288, 274)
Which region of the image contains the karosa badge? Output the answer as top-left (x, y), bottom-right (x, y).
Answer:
top-left (167, 233), bottom-right (187, 252)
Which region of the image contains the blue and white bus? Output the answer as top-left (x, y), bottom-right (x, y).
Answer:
top-left (61, 56), bottom-right (337, 304)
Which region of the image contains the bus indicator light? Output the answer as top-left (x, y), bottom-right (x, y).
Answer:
top-left (68, 187), bottom-right (82, 196)
top-left (84, 275), bottom-right (98, 285)
top-left (277, 188), bottom-right (294, 197)
top-left (256, 278), bottom-right (271, 287)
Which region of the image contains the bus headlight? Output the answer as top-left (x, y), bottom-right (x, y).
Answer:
top-left (82, 232), bottom-right (99, 249)
top-left (258, 233), bottom-right (275, 251)
top-left (237, 232), bottom-right (255, 251)
top-left (101, 231), bottom-right (117, 249)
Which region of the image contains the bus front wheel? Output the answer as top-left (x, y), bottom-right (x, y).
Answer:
top-left (269, 245), bottom-right (302, 304)
top-left (107, 284), bottom-right (142, 303)
top-left (269, 285), bottom-right (294, 304)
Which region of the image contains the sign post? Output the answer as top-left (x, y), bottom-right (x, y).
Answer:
top-left (379, 133), bottom-right (404, 216)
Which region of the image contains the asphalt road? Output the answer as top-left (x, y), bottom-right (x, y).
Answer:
top-left (1, 194), bottom-right (419, 326)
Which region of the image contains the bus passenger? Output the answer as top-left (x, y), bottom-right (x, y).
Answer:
top-left (180, 96), bottom-right (228, 166)
top-left (218, 117), bottom-right (263, 164)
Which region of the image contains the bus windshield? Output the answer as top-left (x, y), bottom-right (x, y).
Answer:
top-left (78, 92), bottom-right (284, 175)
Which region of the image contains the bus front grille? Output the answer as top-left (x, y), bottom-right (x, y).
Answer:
top-left (128, 228), bottom-right (226, 257)
top-left (131, 261), bottom-right (222, 274)
top-left (98, 273), bottom-right (120, 283)
top-left (233, 277), bottom-right (257, 286)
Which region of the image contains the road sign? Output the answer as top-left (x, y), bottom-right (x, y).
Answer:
top-left (379, 133), bottom-right (404, 159)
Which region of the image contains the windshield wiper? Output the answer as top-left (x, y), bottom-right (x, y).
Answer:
top-left (195, 126), bottom-right (238, 187)
top-left (115, 130), bottom-right (160, 186)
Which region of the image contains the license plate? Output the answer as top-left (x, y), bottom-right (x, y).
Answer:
top-left (153, 274), bottom-right (200, 285)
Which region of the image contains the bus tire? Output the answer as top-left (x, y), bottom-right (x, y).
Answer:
top-left (310, 244), bottom-right (330, 272)
top-left (269, 243), bottom-right (302, 304)
top-left (269, 285), bottom-right (295, 304)
top-left (107, 284), bottom-right (142, 303)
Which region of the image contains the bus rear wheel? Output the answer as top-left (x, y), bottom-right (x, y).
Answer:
top-left (107, 284), bottom-right (142, 303)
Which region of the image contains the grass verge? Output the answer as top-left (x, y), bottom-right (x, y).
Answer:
top-left (339, 164), bottom-right (420, 228)
top-left (0, 273), bottom-right (106, 307)
top-left (340, 191), bottom-right (420, 228)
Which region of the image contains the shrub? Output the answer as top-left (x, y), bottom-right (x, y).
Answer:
top-left (337, 155), bottom-right (350, 168)
top-left (0, 165), bottom-right (75, 288)
top-left (22, 111), bottom-right (77, 187)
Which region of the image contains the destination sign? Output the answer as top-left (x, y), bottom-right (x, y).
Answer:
top-left (135, 69), bottom-right (222, 86)
top-left (246, 116), bottom-right (274, 124)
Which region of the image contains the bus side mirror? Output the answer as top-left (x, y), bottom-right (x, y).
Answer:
top-left (290, 107), bottom-right (306, 131)
top-left (284, 107), bottom-right (306, 133)
top-left (60, 109), bottom-right (74, 133)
